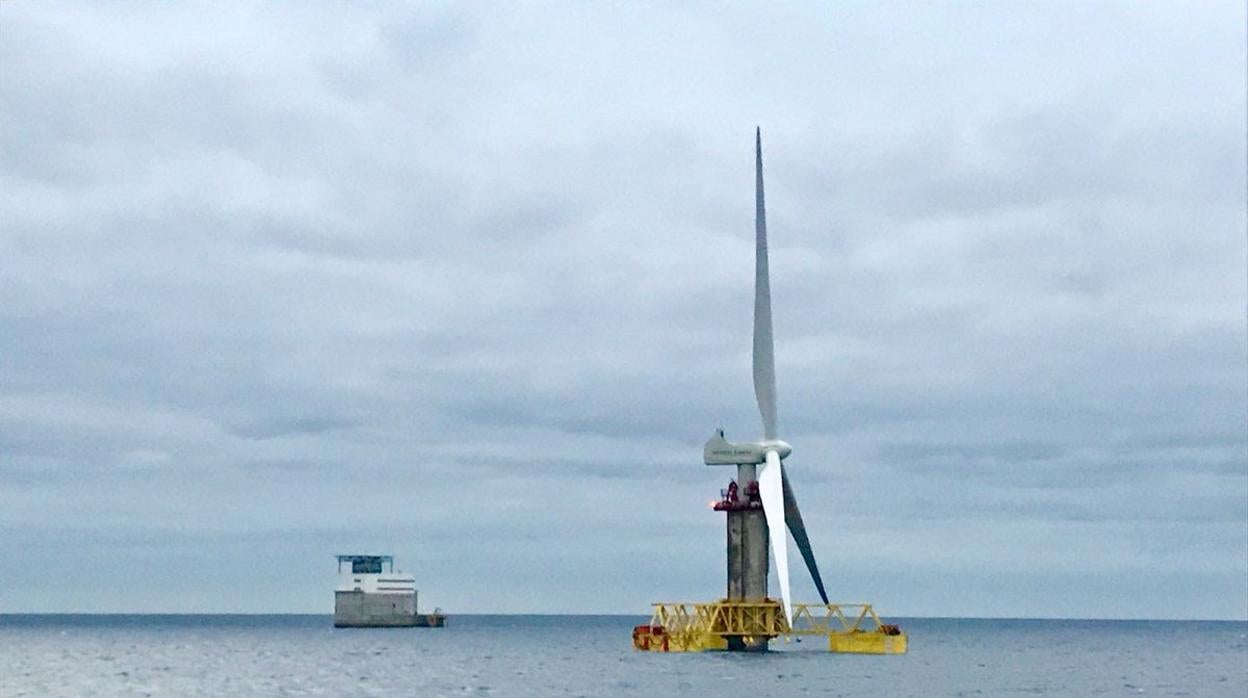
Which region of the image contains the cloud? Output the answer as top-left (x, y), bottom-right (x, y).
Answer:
top-left (0, 1), bottom-right (1244, 618)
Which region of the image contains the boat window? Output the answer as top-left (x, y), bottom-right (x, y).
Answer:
top-left (352, 559), bottom-right (383, 574)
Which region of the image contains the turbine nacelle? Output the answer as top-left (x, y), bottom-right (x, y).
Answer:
top-left (703, 428), bottom-right (792, 466)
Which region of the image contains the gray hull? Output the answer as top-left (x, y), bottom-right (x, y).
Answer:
top-left (333, 591), bottom-right (446, 628)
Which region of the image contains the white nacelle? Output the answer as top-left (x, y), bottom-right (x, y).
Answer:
top-left (704, 428), bottom-right (791, 465)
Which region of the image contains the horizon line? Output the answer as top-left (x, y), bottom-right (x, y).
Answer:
top-left (2, 612), bottom-right (1245, 622)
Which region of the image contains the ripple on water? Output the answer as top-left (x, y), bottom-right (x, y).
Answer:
top-left (0, 617), bottom-right (1245, 697)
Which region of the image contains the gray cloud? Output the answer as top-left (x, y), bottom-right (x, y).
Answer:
top-left (0, 1), bottom-right (1244, 618)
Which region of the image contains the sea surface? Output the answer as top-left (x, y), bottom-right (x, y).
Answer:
top-left (0, 615), bottom-right (1244, 697)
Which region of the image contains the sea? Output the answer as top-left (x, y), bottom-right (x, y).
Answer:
top-left (1, 615), bottom-right (1244, 697)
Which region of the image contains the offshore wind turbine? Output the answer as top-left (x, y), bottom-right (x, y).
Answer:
top-left (633, 130), bottom-right (906, 655)
top-left (704, 128), bottom-right (829, 631)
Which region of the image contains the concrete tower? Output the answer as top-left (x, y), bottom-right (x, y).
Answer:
top-left (726, 462), bottom-right (768, 603)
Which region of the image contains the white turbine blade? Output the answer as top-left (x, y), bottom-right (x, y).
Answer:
top-left (759, 449), bottom-right (792, 626)
top-left (753, 127), bottom-right (778, 441)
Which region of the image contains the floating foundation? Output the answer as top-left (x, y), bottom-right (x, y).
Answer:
top-left (632, 600), bottom-right (907, 654)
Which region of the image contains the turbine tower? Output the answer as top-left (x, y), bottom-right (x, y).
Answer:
top-left (704, 128), bottom-right (829, 649)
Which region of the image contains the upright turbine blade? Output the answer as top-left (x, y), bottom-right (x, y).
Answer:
top-left (759, 449), bottom-right (792, 625)
top-left (754, 129), bottom-right (791, 626)
top-left (782, 470), bottom-right (830, 604)
top-left (753, 127), bottom-right (778, 441)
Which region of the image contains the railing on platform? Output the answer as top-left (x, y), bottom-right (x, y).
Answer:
top-left (650, 600), bottom-right (886, 635)
top-left (788, 602), bottom-right (888, 635)
top-left (638, 600), bottom-right (907, 653)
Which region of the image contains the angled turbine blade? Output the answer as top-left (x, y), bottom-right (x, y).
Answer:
top-left (782, 469), bottom-right (829, 604)
top-left (753, 127), bottom-right (778, 441)
top-left (759, 449), bottom-right (792, 625)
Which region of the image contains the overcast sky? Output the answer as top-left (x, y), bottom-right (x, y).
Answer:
top-left (1, 2), bottom-right (1245, 619)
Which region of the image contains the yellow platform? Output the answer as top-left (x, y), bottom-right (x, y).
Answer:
top-left (633, 600), bottom-right (907, 654)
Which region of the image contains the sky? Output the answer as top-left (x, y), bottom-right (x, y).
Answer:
top-left (1, 1), bottom-right (1245, 619)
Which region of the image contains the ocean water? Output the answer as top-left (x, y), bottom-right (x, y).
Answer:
top-left (0, 615), bottom-right (1244, 697)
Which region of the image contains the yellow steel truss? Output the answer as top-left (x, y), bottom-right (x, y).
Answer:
top-left (635, 599), bottom-right (907, 654)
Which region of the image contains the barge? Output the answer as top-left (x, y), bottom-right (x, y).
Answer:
top-left (333, 554), bottom-right (445, 628)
